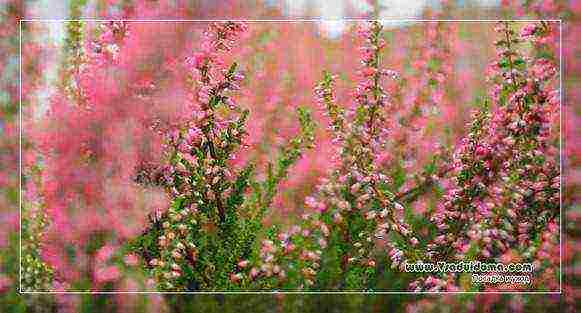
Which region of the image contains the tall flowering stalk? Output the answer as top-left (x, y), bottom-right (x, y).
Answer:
top-left (132, 22), bottom-right (315, 291)
top-left (415, 21), bottom-right (560, 291)
top-left (243, 21), bottom-right (420, 290)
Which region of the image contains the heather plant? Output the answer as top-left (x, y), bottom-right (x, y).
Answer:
top-left (245, 21), bottom-right (440, 290)
top-left (0, 1), bottom-right (577, 312)
top-left (412, 21), bottom-right (560, 291)
top-left (129, 21), bottom-right (316, 291)
top-left (17, 18), bottom-right (563, 295)
top-left (0, 4), bottom-right (576, 313)
top-left (217, 21), bottom-right (560, 292)
top-left (5, 4), bottom-right (572, 311)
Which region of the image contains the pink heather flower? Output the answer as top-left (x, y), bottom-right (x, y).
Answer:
top-left (94, 266), bottom-right (121, 284)
top-left (186, 127), bottom-right (202, 143)
top-left (95, 245), bottom-right (116, 264)
top-left (316, 201), bottom-right (327, 212)
top-left (305, 196), bottom-right (317, 208)
top-left (185, 52), bottom-right (207, 70)
top-left (283, 243), bottom-right (295, 254)
top-left (230, 273), bottom-right (243, 283)
top-left (520, 24), bottom-right (537, 38)
top-left (475, 145), bottom-right (488, 156)
top-left (123, 254), bottom-right (139, 266)
top-left (0, 275), bottom-right (11, 292)
top-left (249, 268), bottom-right (259, 279)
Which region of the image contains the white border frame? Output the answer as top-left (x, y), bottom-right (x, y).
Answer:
top-left (18, 19), bottom-right (563, 295)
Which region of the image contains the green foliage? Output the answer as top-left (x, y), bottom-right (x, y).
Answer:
top-left (132, 104), bottom-right (316, 291)
top-left (20, 203), bottom-right (54, 292)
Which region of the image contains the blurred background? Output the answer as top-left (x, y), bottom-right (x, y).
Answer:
top-left (1, 0), bottom-right (579, 312)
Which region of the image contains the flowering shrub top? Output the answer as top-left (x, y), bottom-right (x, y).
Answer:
top-left (417, 21), bottom-right (560, 291)
top-left (131, 22), bottom-right (316, 291)
top-left (19, 19), bottom-right (561, 293)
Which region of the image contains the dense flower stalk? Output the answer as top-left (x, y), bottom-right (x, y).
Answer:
top-left (416, 21), bottom-right (560, 291)
top-left (133, 22), bottom-right (315, 291)
top-left (247, 21), bottom-right (421, 290)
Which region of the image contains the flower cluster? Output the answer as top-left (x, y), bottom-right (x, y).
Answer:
top-left (132, 22), bottom-right (316, 291)
top-left (244, 21), bottom-right (421, 290)
top-left (417, 22), bottom-right (560, 291)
